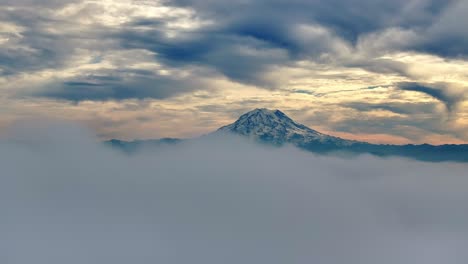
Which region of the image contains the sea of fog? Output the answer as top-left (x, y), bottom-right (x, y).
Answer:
top-left (1, 120), bottom-right (468, 264)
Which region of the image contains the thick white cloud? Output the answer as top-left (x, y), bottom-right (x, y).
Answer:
top-left (1, 121), bottom-right (468, 263)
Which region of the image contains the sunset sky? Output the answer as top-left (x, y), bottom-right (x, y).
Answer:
top-left (1, 0), bottom-right (467, 144)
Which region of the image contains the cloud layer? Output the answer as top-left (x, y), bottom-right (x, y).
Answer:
top-left (2, 121), bottom-right (468, 263)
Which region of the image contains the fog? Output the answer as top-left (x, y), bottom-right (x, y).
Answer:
top-left (1, 121), bottom-right (468, 264)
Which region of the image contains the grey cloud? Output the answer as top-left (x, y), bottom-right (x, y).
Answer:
top-left (414, 0), bottom-right (468, 58)
top-left (343, 101), bottom-right (439, 115)
top-left (0, 32), bottom-right (71, 76)
top-left (346, 58), bottom-right (410, 76)
top-left (32, 70), bottom-right (206, 101)
top-left (168, 0), bottom-right (453, 40)
top-left (2, 121), bottom-right (468, 263)
top-left (295, 86), bottom-right (387, 97)
top-left (117, 26), bottom-right (289, 87)
top-left (0, 5), bottom-right (115, 79)
top-left (290, 89), bottom-right (317, 95)
top-left (397, 82), bottom-right (466, 112)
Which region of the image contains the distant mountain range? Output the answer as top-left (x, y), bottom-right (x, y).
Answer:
top-left (107, 108), bottom-right (468, 162)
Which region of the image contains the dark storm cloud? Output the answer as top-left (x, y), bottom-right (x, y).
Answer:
top-left (397, 82), bottom-right (465, 112)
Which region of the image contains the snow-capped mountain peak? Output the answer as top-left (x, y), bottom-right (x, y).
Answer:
top-left (107, 108), bottom-right (468, 162)
top-left (217, 108), bottom-right (354, 145)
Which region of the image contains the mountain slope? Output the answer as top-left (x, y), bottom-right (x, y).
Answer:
top-left (217, 108), bottom-right (356, 146)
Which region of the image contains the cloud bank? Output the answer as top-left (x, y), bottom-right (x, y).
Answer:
top-left (1, 121), bottom-right (468, 264)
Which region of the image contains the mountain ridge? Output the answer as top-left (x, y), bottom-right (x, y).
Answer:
top-left (106, 108), bottom-right (468, 162)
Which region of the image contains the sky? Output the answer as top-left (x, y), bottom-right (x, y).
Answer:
top-left (2, 121), bottom-right (468, 263)
top-left (0, 0), bottom-right (467, 144)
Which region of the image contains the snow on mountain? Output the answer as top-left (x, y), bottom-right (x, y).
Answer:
top-left (217, 108), bottom-right (356, 146)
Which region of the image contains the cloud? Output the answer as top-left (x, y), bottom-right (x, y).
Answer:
top-left (116, 23), bottom-right (290, 87)
top-left (167, 0), bottom-right (462, 56)
top-left (0, 1), bottom-right (211, 100)
top-left (32, 69), bottom-right (208, 101)
top-left (0, 13), bottom-right (72, 75)
top-left (397, 82), bottom-right (466, 112)
top-left (415, 0), bottom-right (468, 58)
top-left (1, 0), bottom-right (467, 100)
top-left (169, 0), bottom-right (454, 41)
top-left (343, 101), bottom-right (439, 116)
top-left (1, 120), bottom-right (468, 264)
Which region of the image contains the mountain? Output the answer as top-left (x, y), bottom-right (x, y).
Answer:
top-left (217, 108), bottom-right (355, 146)
top-left (107, 108), bottom-right (468, 162)
top-left (216, 108), bottom-right (468, 162)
